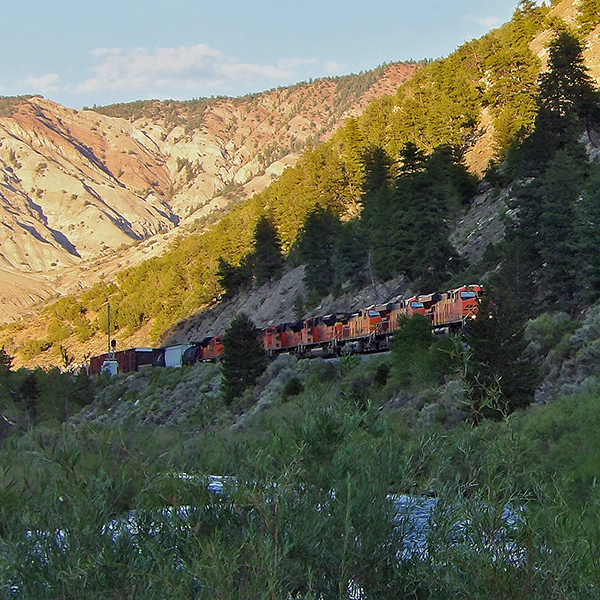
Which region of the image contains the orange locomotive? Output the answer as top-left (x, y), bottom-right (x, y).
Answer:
top-left (89, 285), bottom-right (484, 374)
top-left (260, 284), bottom-right (484, 359)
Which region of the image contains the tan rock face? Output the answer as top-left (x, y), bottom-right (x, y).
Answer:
top-left (0, 64), bottom-right (417, 321)
top-left (465, 0), bottom-right (600, 176)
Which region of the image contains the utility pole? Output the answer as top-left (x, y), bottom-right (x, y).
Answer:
top-left (107, 302), bottom-right (111, 357)
top-left (101, 302), bottom-right (118, 375)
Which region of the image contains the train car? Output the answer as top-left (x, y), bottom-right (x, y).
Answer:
top-left (315, 313), bottom-right (348, 345)
top-left (350, 308), bottom-right (383, 340)
top-left (89, 347), bottom-right (154, 375)
top-left (262, 325), bottom-right (281, 354)
top-left (370, 302), bottom-right (399, 336)
top-left (152, 348), bottom-right (166, 367)
top-left (300, 317), bottom-right (316, 348)
top-left (163, 343), bottom-right (197, 368)
top-left (262, 321), bottom-right (305, 356)
top-left (182, 344), bottom-right (203, 366)
top-left (89, 353), bottom-right (107, 376)
top-left (280, 321), bottom-right (304, 351)
top-left (430, 284), bottom-right (484, 330)
top-left (198, 336), bottom-right (224, 362)
top-left (283, 313), bottom-right (348, 357)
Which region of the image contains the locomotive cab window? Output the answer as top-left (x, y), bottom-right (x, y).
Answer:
top-left (460, 291), bottom-right (477, 300)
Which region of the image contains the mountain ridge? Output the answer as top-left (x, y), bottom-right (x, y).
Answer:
top-left (0, 63), bottom-right (418, 322)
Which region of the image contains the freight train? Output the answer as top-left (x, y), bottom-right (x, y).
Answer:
top-left (89, 284), bottom-right (484, 376)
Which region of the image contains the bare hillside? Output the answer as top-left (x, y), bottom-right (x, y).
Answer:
top-left (0, 63), bottom-right (418, 322)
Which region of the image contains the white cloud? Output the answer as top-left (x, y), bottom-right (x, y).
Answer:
top-left (324, 61), bottom-right (342, 74)
top-left (74, 44), bottom-right (308, 95)
top-left (277, 57), bottom-right (317, 71)
top-left (469, 15), bottom-right (503, 29)
top-left (16, 73), bottom-right (62, 95)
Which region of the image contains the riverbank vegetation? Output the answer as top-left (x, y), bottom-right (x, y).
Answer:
top-left (2, 334), bottom-right (600, 597)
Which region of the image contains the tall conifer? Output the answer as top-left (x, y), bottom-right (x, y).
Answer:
top-left (252, 216), bottom-right (284, 286)
top-left (220, 313), bottom-right (268, 405)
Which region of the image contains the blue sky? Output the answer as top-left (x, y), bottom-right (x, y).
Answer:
top-left (1, 0), bottom-right (527, 109)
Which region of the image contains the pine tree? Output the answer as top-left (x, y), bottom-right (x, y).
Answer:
top-left (332, 219), bottom-right (368, 289)
top-left (362, 146), bottom-right (392, 195)
top-left (0, 347), bottom-right (12, 405)
top-left (19, 371), bottom-right (40, 423)
top-left (463, 292), bottom-right (538, 419)
top-left (508, 144), bottom-right (587, 308)
top-left (216, 256), bottom-right (252, 299)
top-left (0, 347), bottom-right (11, 375)
top-left (251, 216), bottom-right (284, 286)
top-left (297, 207), bottom-right (341, 302)
top-left (361, 149), bottom-right (397, 281)
top-left (537, 147), bottom-right (585, 305)
top-left (391, 146), bottom-right (466, 287)
top-left (220, 313), bottom-right (268, 405)
top-left (576, 164), bottom-right (600, 302)
top-left (398, 141), bottom-right (426, 176)
top-left (578, 0), bottom-right (600, 34)
top-left (390, 315), bottom-right (434, 387)
top-left (538, 29), bottom-right (600, 136)
top-left (514, 30), bottom-right (600, 178)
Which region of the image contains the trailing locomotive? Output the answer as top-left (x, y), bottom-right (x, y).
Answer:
top-left (89, 284), bottom-right (484, 375)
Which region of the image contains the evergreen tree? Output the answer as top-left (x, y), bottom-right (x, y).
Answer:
top-left (424, 145), bottom-right (477, 215)
top-left (502, 31), bottom-right (600, 311)
top-left (0, 347), bottom-right (11, 377)
top-left (463, 292), bottom-right (538, 418)
top-left (512, 30), bottom-right (600, 178)
top-left (508, 145), bottom-right (587, 309)
top-left (71, 368), bottom-right (94, 408)
top-left (296, 207), bottom-right (341, 303)
top-left (538, 29), bottom-right (600, 138)
top-left (493, 234), bottom-right (538, 323)
top-left (0, 347), bottom-right (12, 405)
top-left (483, 2), bottom-right (542, 157)
top-left (362, 146), bottom-right (393, 195)
top-left (576, 164), bottom-right (600, 302)
top-left (362, 143), bottom-right (470, 286)
top-left (361, 149), bottom-right (397, 281)
top-left (578, 0), bottom-right (600, 34)
top-left (216, 256), bottom-right (253, 299)
top-left (336, 118), bottom-right (367, 217)
top-left (366, 187), bottom-right (402, 281)
top-left (221, 313), bottom-right (268, 405)
top-left (392, 146), bottom-right (467, 288)
top-left (332, 219), bottom-right (368, 289)
top-left (251, 215), bottom-right (284, 286)
top-left (537, 148), bottom-right (585, 305)
top-left (18, 371), bottom-right (40, 423)
top-left (390, 315), bottom-right (435, 387)
top-left (398, 141), bottom-right (426, 176)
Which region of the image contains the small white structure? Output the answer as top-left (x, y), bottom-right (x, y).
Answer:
top-left (101, 360), bottom-right (119, 376)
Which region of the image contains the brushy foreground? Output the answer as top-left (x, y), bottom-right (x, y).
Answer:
top-left (1, 352), bottom-right (600, 599)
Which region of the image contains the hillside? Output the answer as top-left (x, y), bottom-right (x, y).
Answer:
top-left (5, 0), bottom-right (600, 369)
top-left (0, 63), bottom-right (417, 321)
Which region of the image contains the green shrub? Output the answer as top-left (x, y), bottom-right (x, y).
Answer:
top-left (18, 339), bottom-right (51, 360)
top-left (282, 376), bottom-right (304, 399)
